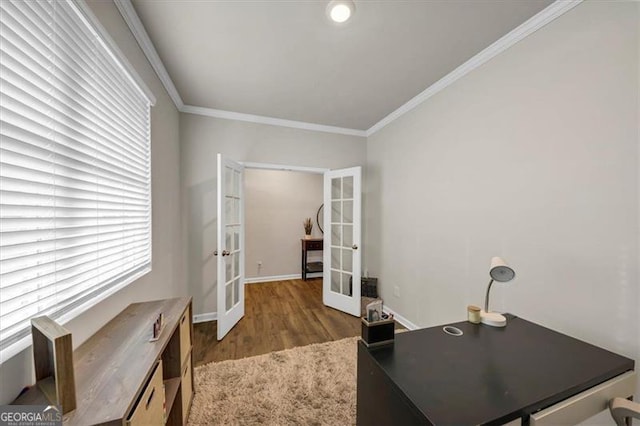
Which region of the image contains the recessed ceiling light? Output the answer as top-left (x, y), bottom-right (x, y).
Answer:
top-left (327, 0), bottom-right (355, 24)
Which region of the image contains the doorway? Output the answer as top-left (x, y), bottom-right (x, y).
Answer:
top-left (215, 158), bottom-right (362, 340)
top-left (243, 166), bottom-right (325, 283)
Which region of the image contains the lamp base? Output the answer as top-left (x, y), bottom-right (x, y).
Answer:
top-left (480, 311), bottom-right (507, 327)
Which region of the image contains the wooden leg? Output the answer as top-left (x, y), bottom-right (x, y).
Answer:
top-left (301, 247), bottom-right (306, 281)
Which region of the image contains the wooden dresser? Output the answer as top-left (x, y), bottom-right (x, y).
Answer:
top-left (15, 297), bottom-right (194, 425)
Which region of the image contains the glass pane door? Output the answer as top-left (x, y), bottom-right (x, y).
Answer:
top-left (323, 167), bottom-right (361, 316)
top-left (217, 154), bottom-right (245, 340)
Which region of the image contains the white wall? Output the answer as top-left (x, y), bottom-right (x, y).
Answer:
top-left (0, 0), bottom-right (184, 404)
top-left (180, 114), bottom-right (366, 317)
top-left (366, 0), bottom-right (640, 406)
top-left (245, 169), bottom-right (323, 280)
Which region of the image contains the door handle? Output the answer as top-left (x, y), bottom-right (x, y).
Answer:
top-left (213, 250), bottom-right (218, 256)
top-left (222, 250), bottom-right (230, 256)
top-left (352, 244), bottom-right (358, 250)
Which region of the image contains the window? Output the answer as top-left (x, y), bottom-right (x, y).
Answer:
top-left (0, 0), bottom-right (153, 361)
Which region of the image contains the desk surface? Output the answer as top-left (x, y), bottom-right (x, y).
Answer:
top-left (365, 315), bottom-right (634, 425)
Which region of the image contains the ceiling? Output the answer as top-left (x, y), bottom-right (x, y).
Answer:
top-left (131, 0), bottom-right (553, 131)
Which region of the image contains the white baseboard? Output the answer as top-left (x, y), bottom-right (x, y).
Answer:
top-left (383, 306), bottom-right (420, 330)
top-left (244, 274), bottom-right (302, 284)
top-left (193, 312), bottom-right (217, 323)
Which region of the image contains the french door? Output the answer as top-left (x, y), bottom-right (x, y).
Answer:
top-left (216, 154), bottom-right (245, 340)
top-left (323, 167), bottom-right (361, 316)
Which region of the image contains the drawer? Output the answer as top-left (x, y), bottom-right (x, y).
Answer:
top-left (127, 361), bottom-right (164, 426)
top-left (181, 356), bottom-right (193, 424)
top-left (530, 370), bottom-right (636, 425)
top-left (306, 241), bottom-right (323, 250)
top-left (179, 305), bottom-right (191, 366)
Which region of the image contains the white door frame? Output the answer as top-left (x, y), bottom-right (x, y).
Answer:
top-left (238, 162), bottom-right (362, 315)
top-left (241, 161), bottom-right (329, 175)
top-left (236, 161), bottom-right (329, 286)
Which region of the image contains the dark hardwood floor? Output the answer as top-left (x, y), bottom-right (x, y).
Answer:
top-left (193, 278), bottom-right (365, 366)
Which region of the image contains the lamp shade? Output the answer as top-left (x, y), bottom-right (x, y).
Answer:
top-left (489, 256), bottom-right (515, 282)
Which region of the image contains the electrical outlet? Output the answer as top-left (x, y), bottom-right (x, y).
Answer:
top-left (393, 286), bottom-right (400, 297)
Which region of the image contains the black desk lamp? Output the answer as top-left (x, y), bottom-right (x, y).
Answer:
top-left (481, 256), bottom-right (515, 327)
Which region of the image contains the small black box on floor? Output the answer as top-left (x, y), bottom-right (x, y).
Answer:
top-left (361, 318), bottom-right (395, 348)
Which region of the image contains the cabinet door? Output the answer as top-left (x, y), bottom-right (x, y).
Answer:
top-left (127, 361), bottom-right (164, 426)
top-left (179, 305), bottom-right (191, 367)
top-left (181, 357), bottom-right (193, 424)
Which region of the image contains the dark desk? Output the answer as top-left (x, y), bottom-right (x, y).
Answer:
top-left (357, 315), bottom-right (635, 425)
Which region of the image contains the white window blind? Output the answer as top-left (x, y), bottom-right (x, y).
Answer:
top-left (0, 0), bottom-right (152, 361)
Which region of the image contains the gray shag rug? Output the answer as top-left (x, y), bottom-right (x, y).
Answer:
top-left (188, 337), bottom-right (359, 425)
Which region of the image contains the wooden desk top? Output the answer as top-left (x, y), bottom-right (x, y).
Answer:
top-left (363, 315), bottom-right (634, 425)
top-left (15, 297), bottom-right (191, 425)
top-left (301, 238), bottom-right (323, 244)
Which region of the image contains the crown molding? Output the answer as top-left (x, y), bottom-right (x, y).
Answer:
top-left (181, 105), bottom-right (367, 137)
top-left (114, 0), bottom-right (184, 109)
top-left (114, 0), bottom-right (580, 139)
top-left (366, 0), bottom-right (584, 137)
top-left (114, 0), bottom-right (366, 137)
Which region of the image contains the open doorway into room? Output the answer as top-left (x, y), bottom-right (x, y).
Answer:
top-left (243, 166), bottom-right (325, 284)
top-left (192, 160), bottom-right (370, 364)
top-left (212, 157), bottom-right (362, 342)
top-left (238, 161), bottom-right (363, 318)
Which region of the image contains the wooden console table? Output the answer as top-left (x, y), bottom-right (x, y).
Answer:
top-left (15, 297), bottom-right (194, 425)
top-left (301, 238), bottom-right (323, 280)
